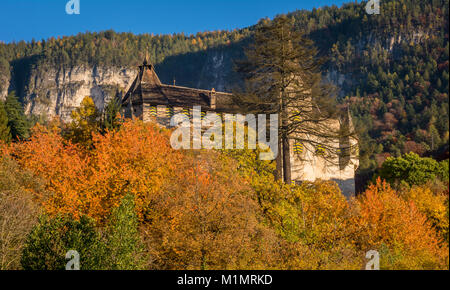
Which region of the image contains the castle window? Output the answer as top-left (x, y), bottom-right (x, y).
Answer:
top-left (182, 108), bottom-right (190, 119)
top-left (149, 106), bottom-right (157, 117)
top-left (315, 144), bottom-right (325, 156)
top-left (292, 110), bottom-right (301, 122)
top-left (166, 107), bottom-right (174, 118)
top-left (293, 141), bottom-right (304, 155)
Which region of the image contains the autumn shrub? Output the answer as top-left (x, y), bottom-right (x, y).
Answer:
top-left (2, 120), bottom-right (179, 222)
top-left (141, 150), bottom-right (281, 270)
top-left (224, 148), bottom-right (362, 268)
top-left (399, 183), bottom-right (449, 244)
top-left (228, 148), bottom-right (449, 269)
top-left (0, 158), bottom-right (42, 270)
top-left (3, 124), bottom-right (89, 219)
top-left (256, 180), bottom-right (364, 269)
top-left (353, 178), bottom-right (449, 270)
top-left (4, 119), bottom-right (449, 270)
top-left (4, 120), bottom-right (280, 269)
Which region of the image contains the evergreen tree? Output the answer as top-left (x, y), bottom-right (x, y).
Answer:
top-left (0, 101), bottom-right (11, 143)
top-left (104, 194), bottom-right (145, 270)
top-left (4, 92), bottom-right (30, 140)
top-left (102, 94), bottom-right (123, 132)
top-left (235, 15), bottom-right (349, 183)
top-left (21, 214), bottom-right (107, 270)
top-left (429, 124), bottom-right (441, 150)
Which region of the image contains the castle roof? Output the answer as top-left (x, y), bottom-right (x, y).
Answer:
top-left (122, 58), bottom-right (233, 111)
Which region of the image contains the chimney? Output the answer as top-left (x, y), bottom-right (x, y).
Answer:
top-left (210, 88), bottom-right (216, 109)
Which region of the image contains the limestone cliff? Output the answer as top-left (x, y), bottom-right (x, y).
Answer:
top-left (0, 74), bottom-right (9, 101)
top-left (21, 65), bottom-right (137, 122)
top-left (11, 50), bottom-right (234, 122)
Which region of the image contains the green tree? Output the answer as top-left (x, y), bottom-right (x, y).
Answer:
top-left (429, 124), bottom-right (441, 150)
top-left (378, 153), bottom-right (449, 187)
top-left (0, 101), bottom-right (11, 143)
top-left (4, 92), bottom-right (30, 140)
top-left (21, 214), bottom-right (107, 270)
top-left (102, 95), bottom-right (123, 132)
top-left (104, 194), bottom-right (146, 270)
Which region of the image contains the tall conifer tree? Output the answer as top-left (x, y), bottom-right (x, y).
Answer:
top-left (0, 101), bottom-right (11, 143)
top-left (4, 92), bottom-right (30, 140)
top-left (235, 15), bottom-right (352, 183)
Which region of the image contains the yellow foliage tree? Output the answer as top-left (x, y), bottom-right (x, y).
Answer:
top-left (400, 184), bottom-right (449, 243)
top-left (65, 96), bottom-right (100, 148)
top-left (353, 178), bottom-right (449, 269)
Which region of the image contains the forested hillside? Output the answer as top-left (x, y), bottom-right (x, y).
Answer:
top-left (0, 0), bottom-right (448, 186)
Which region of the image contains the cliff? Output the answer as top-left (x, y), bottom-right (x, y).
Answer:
top-left (20, 65), bottom-right (136, 122)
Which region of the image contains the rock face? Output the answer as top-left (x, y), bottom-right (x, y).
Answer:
top-left (16, 50), bottom-right (234, 122)
top-left (0, 74), bottom-right (9, 101)
top-left (196, 50), bottom-right (233, 92)
top-left (22, 65), bottom-right (137, 122)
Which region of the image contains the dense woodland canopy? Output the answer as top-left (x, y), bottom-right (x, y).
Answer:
top-left (0, 112), bottom-right (448, 269)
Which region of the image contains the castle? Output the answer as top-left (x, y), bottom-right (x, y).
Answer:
top-left (121, 58), bottom-right (359, 196)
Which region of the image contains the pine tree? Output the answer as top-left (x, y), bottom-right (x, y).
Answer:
top-left (429, 124), bottom-right (441, 151)
top-left (234, 15), bottom-right (349, 183)
top-left (0, 101), bottom-right (11, 143)
top-left (4, 92), bottom-right (30, 140)
top-left (102, 94), bottom-right (123, 132)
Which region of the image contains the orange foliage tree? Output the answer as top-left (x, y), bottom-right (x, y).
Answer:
top-left (3, 120), bottom-right (183, 222)
top-left (142, 151), bottom-right (280, 269)
top-left (352, 178), bottom-right (449, 269)
top-left (400, 184), bottom-right (449, 243)
top-left (3, 124), bottom-right (88, 218)
top-left (2, 120), bottom-right (280, 269)
top-left (2, 119), bottom-right (448, 270)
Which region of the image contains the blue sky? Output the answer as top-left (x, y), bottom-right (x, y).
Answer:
top-left (0, 0), bottom-right (349, 43)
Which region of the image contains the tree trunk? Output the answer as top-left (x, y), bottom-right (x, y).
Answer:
top-left (280, 88), bottom-right (291, 184)
top-left (275, 139), bottom-right (283, 180)
top-left (282, 134), bottom-right (291, 184)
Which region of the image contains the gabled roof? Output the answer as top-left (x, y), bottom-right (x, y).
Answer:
top-left (121, 57), bottom-right (163, 105)
top-left (122, 58), bottom-right (233, 111)
top-left (140, 57), bottom-right (162, 87)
